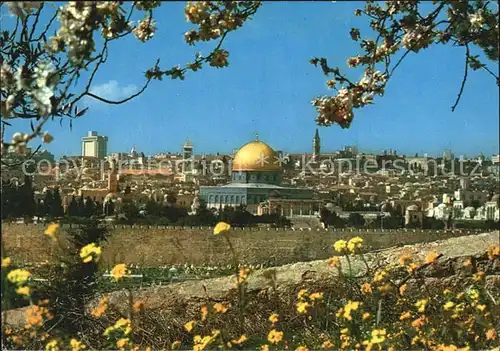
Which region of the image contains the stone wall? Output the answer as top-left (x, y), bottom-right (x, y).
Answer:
top-left (1, 223), bottom-right (486, 267)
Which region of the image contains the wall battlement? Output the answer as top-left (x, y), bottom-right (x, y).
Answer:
top-left (2, 222), bottom-right (484, 234)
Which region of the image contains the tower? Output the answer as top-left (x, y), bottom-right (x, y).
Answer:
top-left (182, 139), bottom-right (194, 174)
top-left (313, 128), bottom-right (321, 160)
top-left (81, 131), bottom-right (108, 159)
top-left (183, 139), bottom-right (193, 159)
top-left (107, 160), bottom-right (118, 193)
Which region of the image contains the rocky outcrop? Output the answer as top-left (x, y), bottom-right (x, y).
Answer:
top-left (3, 231), bottom-right (498, 328)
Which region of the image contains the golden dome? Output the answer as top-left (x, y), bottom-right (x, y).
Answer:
top-left (232, 140), bottom-right (281, 172)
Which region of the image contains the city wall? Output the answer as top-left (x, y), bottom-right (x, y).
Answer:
top-left (1, 223), bottom-right (486, 267)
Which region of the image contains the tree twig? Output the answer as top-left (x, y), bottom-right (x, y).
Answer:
top-left (451, 44), bottom-right (470, 112)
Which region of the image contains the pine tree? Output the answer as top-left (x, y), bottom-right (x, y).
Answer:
top-left (67, 196), bottom-right (79, 217)
top-left (51, 188), bottom-right (64, 218)
top-left (77, 196), bottom-right (85, 217)
top-left (84, 197), bottom-right (95, 218)
top-left (19, 175), bottom-right (36, 217)
top-left (43, 189), bottom-right (53, 218)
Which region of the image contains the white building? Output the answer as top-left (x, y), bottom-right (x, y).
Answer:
top-left (82, 131), bottom-right (108, 159)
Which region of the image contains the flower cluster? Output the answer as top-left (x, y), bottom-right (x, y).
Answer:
top-left (103, 318), bottom-right (132, 350)
top-left (7, 268), bottom-right (32, 296)
top-left (133, 16), bottom-right (157, 42)
top-left (193, 330), bottom-right (220, 351)
top-left (111, 264), bottom-right (129, 281)
top-left (184, 1), bottom-right (259, 44)
top-left (311, 1), bottom-right (499, 129)
top-left (333, 237), bottom-right (364, 254)
top-left (79, 243), bottom-right (102, 263)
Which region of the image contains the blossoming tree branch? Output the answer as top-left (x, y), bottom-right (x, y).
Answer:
top-left (0, 1), bottom-right (260, 158)
top-left (311, 0), bottom-right (499, 128)
top-left (1, 1), bottom-right (498, 159)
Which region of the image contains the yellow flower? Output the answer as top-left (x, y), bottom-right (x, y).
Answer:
top-left (463, 258), bottom-right (472, 267)
top-left (104, 318), bottom-right (132, 337)
top-left (411, 316), bottom-right (426, 328)
top-left (267, 329), bottom-right (284, 344)
top-left (239, 267), bottom-right (250, 281)
top-left (487, 244), bottom-right (499, 260)
top-left (111, 264), bottom-right (129, 281)
top-left (342, 300), bottom-right (360, 320)
top-left (407, 262), bottom-right (419, 273)
top-left (296, 347), bottom-right (309, 351)
top-left (371, 329), bottom-right (386, 344)
top-left (171, 341), bottom-right (181, 350)
top-left (415, 299), bottom-right (428, 313)
top-left (399, 311), bottom-right (411, 320)
top-left (184, 320), bottom-right (196, 332)
top-left (373, 270), bottom-right (387, 283)
top-left (200, 305), bottom-right (208, 321)
top-left (476, 304), bottom-right (486, 311)
top-left (2, 257), bottom-right (11, 268)
top-left (399, 283), bottom-right (407, 296)
top-left (261, 345), bottom-right (270, 351)
top-left (26, 305), bottom-right (44, 327)
top-left (347, 237), bottom-right (363, 252)
top-left (443, 301), bottom-right (455, 311)
top-left (361, 283), bottom-right (373, 294)
top-left (328, 257), bottom-right (340, 267)
top-left (70, 339), bottom-right (86, 351)
top-left (91, 296), bottom-right (109, 318)
top-left (79, 243), bottom-right (101, 263)
top-left (213, 302), bottom-right (228, 313)
top-left (7, 269), bottom-right (31, 285)
top-left (443, 288), bottom-right (452, 295)
top-left (16, 286), bottom-right (30, 296)
top-left (44, 223), bottom-right (59, 239)
top-left (213, 221), bottom-right (231, 235)
top-left (232, 335), bottom-right (248, 344)
top-left (333, 239), bottom-right (348, 252)
top-left (309, 292), bottom-right (323, 301)
top-left (362, 312), bottom-right (371, 320)
top-left (468, 289), bottom-right (479, 300)
top-left (45, 339), bottom-right (59, 351)
top-left (322, 340), bottom-right (334, 349)
top-left (297, 289), bottom-right (308, 300)
top-left (268, 313), bottom-right (279, 324)
top-left (473, 271), bottom-right (485, 282)
top-left (296, 301), bottom-right (310, 314)
top-left (398, 254), bottom-right (411, 266)
top-left (486, 328), bottom-right (497, 340)
top-left (133, 300), bottom-right (145, 313)
top-left (425, 251), bottom-right (439, 264)
top-left (116, 338), bottom-right (129, 349)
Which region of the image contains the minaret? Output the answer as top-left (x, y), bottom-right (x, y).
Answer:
top-left (182, 139), bottom-right (194, 174)
top-left (107, 160), bottom-right (118, 193)
top-left (313, 128), bottom-right (321, 160)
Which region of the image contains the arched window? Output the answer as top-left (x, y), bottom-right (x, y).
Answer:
top-left (235, 196), bottom-right (240, 203)
top-left (215, 195), bottom-right (219, 203)
top-left (209, 195), bottom-right (214, 203)
top-left (230, 195), bottom-right (234, 203)
top-left (225, 195), bottom-right (229, 203)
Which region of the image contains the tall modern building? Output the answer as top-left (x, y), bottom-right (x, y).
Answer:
top-left (443, 149), bottom-right (454, 161)
top-left (81, 131), bottom-right (108, 159)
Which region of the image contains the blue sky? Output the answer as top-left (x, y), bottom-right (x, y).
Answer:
top-left (4, 2), bottom-right (499, 158)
